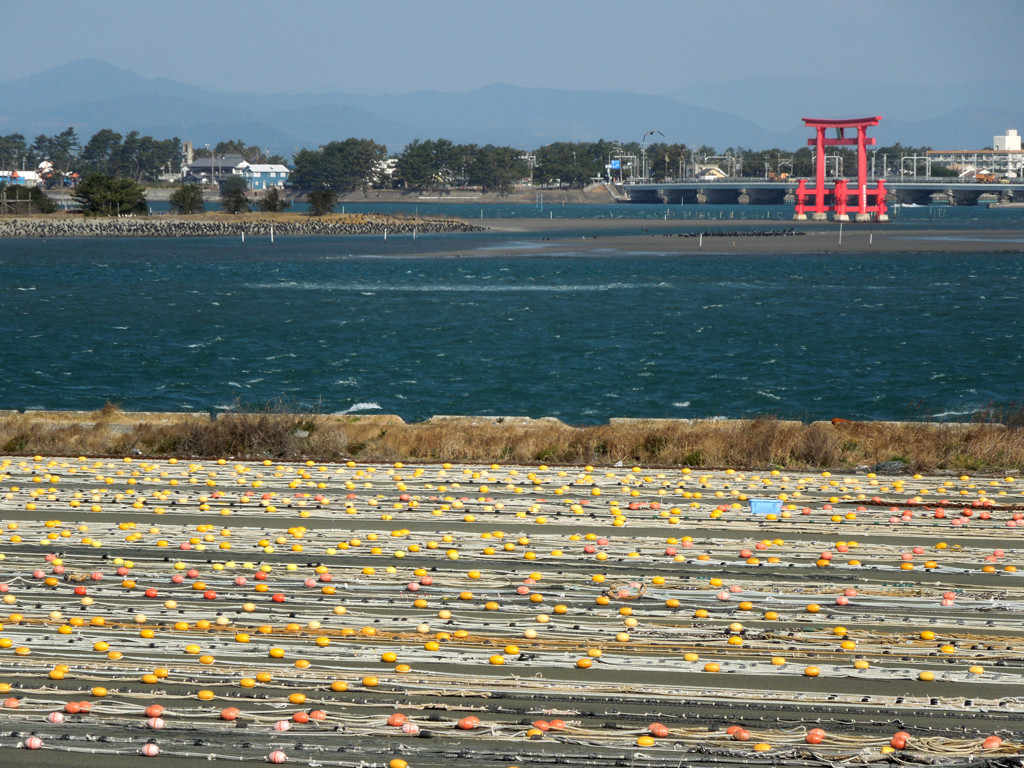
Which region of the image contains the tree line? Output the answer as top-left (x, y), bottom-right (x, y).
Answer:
top-left (0, 129), bottom-right (285, 186)
top-left (1, 126), bottom-right (952, 205)
top-left (1, 127), bottom-right (180, 184)
top-left (290, 138), bottom-right (953, 192)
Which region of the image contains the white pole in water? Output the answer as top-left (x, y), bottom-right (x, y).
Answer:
top-left (838, 222), bottom-right (843, 246)
top-left (869, 231), bottom-right (873, 246)
top-left (549, 211), bottom-right (552, 219)
top-left (384, 228), bottom-right (387, 241)
top-left (241, 231), bottom-right (245, 244)
top-left (699, 232), bottom-right (703, 249)
top-left (413, 227), bottom-right (417, 240)
top-left (270, 225), bottom-right (274, 244)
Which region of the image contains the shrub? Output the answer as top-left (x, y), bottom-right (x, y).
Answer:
top-left (169, 184), bottom-right (205, 214)
top-left (307, 188), bottom-right (337, 216)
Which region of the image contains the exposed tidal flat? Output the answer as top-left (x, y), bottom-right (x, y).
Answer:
top-left (5, 210), bottom-right (1024, 254)
top-left (2, 453), bottom-right (1024, 768)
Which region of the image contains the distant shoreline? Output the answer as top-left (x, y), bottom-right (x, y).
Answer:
top-left (46, 185), bottom-right (622, 206)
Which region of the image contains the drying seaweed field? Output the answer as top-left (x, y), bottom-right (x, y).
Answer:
top-left (1, 456), bottom-right (1023, 767)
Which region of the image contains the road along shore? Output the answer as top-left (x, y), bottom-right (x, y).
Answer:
top-left (0, 453), bottom-right (1022, 767)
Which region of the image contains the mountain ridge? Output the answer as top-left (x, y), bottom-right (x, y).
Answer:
top-left (1, 59), bottom-right (1019, 157)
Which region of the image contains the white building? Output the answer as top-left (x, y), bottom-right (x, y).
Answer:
top-left (927, 129), bottom-right (1024, 178)
top-left (994, 129), bottom-right (1022, 151)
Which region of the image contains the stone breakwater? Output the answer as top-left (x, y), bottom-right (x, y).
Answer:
top-left (0, 215), bottom-right (483, 238)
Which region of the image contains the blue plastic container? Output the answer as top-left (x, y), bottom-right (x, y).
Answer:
top-left (750, 498), bottom-right (782, 516)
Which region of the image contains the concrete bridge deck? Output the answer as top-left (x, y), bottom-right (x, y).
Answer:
top-left (621, 177), bottom-right (1024, 206)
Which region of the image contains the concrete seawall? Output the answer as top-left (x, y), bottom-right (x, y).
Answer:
top-left (2, 409), bottom-right (997, 432)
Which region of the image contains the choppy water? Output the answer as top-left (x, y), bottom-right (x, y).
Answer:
top-left (2, 204), bottom-right (1023, 423)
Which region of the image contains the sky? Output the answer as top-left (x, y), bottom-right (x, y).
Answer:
top-left (4, 0), bottom-right (1023, 95)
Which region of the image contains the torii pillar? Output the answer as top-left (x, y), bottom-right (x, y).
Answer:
top-left (794, 116), bottom-right (888, 223)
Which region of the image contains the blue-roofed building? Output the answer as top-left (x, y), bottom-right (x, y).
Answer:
top-left (0, 170), bottom-right (40, 187)
top-left (241, 163), bottom-right (291, 190)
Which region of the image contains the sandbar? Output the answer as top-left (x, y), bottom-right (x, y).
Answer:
top-left (482, 218), bottom-right (1024, 255)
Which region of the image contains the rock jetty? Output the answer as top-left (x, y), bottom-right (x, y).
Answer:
top-left (0, 215), bottom-right (483, 238)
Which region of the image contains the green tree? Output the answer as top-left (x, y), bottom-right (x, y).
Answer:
top-left (259, 187), bottom-right (290, 213)
top-left (31, 127), bottom-right (80, 178)
top-left (395, 139), bottom-right (436, 189)
top-left (0, 133), bottom-right (28, 173)
top-left (466, 145), bottom-right (529, 192)
top-left (71, 174), bottom-right (147, 217)
top-left (219, 175), bottom-right (250, 214)
top-left (212, 139), bottom-right (285, 164)
top-left (394, 138), bottom-right (461, 190)
top-left (168, 183), bottom-right (205, 214)
top-left (290, 138), bottom-right (387, 192)
top-left (78, 130), bottom-right (180, 181)
top-left (533, 141), bottom-right (618, 187)
top-left (791, 147), bottom-right (813, 177)
top-left (0, 183), bottom-right (57, 214)
top-left (307, 188), bottom-right (337, 216)
top-left (79, 129), bottom-right (122, 176)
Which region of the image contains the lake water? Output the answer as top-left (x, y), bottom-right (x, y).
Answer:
top-left (2, 204), bottom-right (1023, 423)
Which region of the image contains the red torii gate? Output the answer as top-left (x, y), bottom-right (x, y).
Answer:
top-left (794, 116), bottom-right (888, 222)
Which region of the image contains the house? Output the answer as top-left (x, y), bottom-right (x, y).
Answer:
top-left (0, 170), bottom-right (40, 187)
top-left (241, 163), bottom-right (291, 190)
top-left (181, 154), bottom-right (247, 185)
top-left (696, 165), bottom-right (727, 181)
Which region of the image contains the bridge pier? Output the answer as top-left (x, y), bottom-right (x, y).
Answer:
top-left (621, 179), bottom-right (1024, 206)
top-left (624, 189), bottom-right (661, 204)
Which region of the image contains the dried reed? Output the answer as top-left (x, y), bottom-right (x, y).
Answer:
top-left (2, 406), bottom-right (1023, 472)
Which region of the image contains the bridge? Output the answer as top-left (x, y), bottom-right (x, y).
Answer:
top-left (619, 178), bottom-right (1024, 207)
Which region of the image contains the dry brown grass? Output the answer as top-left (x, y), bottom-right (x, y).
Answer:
top-left (3, 408), bottom-right (1024, 472)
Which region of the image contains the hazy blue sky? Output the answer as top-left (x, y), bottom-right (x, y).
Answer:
top-left (5, 0), bottom-right (1022, 94)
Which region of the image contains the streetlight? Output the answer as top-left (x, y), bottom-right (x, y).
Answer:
top-left (607, 143), bottom-right (623, 183)
top-left (641, 130), bottom-right (663, 180)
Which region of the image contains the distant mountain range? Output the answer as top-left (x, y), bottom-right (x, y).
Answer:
top-left (1, 59), bottom-right (1021, 158)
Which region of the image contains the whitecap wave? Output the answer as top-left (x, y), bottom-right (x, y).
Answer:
top-left (930, 409), bottom-right (980, 419)
top-left (336, 402), bottom-right (382, 415)
top-left (249, 281), bottom-right (670, 293)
